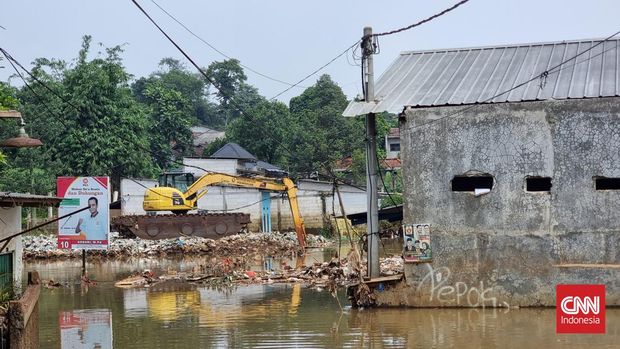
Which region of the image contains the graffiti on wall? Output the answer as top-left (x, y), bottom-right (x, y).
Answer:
top-left (412, 264), bottom-right (510, 308)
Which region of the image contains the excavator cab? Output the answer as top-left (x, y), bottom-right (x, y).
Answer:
top-left (158, 172), bottom-right (195, 193)
top-left (144, 172), bottom-right (197, 213)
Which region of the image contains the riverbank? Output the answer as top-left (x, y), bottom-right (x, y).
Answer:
top-left (23, 232), bottom-right (328, 260)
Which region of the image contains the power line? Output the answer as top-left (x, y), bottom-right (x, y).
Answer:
top-left (269, 40), bottom-right (360, 101)
top-left (370, 0), bottom-right (471, 38)
top-left (148, 0), bottom-right (305, 89)
top-left (405, 29), bottom-right (620, 131)
top-left (132, 0), bottom-right (367, 188)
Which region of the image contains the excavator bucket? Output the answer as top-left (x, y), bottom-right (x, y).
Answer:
top-left (112, 213), bottom-right (251, 240)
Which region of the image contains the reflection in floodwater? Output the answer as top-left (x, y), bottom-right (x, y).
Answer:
top-left (59, 309), bottom-right (112, 349)
top-left (29, 254), bottom-right (620, 349)
top-left (121, 282), bottom-right (303, 327)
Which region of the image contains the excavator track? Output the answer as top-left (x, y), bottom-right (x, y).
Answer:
top-left (111, 212), bottom-right (251, 240)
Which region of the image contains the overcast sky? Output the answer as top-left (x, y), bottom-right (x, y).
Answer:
top-left (1, 0), bottom-right (618, 103)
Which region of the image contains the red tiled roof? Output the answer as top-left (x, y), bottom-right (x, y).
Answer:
top-left (334, 156), bottom-right (353, 171)
top-left (381, 158), bottom-right (401, 169)
top-left (387, 128), bottom-right (400, 138)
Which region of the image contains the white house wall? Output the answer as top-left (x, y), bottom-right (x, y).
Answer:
top-left (120, 178), bottom-right (157, 215)
top-left (0, 207), bottom-right (22, 285)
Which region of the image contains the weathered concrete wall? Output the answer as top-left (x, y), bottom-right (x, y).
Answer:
top-left (386, 97), bottom-right (620, 307)
top-left (9, 271), bottom-right (40, 349)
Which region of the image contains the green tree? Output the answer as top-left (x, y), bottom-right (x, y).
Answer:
top-left (17, 35), bottom-right (157, 189)
top-left (0, 80), bottom-right (19, 165)
top-left (226, 100), bottom-right (290, 165)
top-left (132, 58), bottom-right (219, 127)
top-left (143, 81), bottom-right (194, 169)
top-left (284, 75), bottom-right (368, 178)
top-left (205, 59), bottom-right (263, 128)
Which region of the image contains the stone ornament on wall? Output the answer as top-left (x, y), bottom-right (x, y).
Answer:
top-left (402, 223), bottom-right (432, 263)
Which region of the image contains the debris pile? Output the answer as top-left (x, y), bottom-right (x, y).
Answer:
top-left (111, 256), bottom-right (404, 291)
top-left (23, 232), bottom-right (329, 260)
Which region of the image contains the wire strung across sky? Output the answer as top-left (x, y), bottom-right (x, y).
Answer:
top-left (268, 40), bottom-right (361, 101)
top-left (370, 0), bottom-right (471, 39)
top-left (280, 0), bottom-right (473, 102)
top-left (131, 0), bottom-right (373, 192)
top-left (148, 0), bottom-right (305, 89)
top-left (0, 47), bottom-right (219, 177)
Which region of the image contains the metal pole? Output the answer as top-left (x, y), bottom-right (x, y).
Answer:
top-left (363, 26), bottom-right (380, 279)
top-left (82, 250), bottom-right (86, 276)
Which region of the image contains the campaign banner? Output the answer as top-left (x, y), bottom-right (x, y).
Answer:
top-left (402, 223), bottom-right (432, 263)
top-left (60, 309), bottom-right (113, 349)
top-left (57, 176), bottom-right (109, 250)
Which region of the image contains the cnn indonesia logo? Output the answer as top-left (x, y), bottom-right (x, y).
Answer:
top-left (556, 284), bottom-right (605, 334)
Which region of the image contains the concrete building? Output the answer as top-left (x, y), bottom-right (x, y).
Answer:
top-left (385, 127), bottom-right (401, 159)
top-left (0, 193), bottom-right (62, 287)
top-left (344, 38), bottom-right (620, 306)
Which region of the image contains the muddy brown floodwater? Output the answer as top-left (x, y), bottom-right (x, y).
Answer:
top-left (26, 244), bottom-right (620, 348)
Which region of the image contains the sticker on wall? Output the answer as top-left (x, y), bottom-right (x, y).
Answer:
top-left (402, 223), bottom-right (432, 263)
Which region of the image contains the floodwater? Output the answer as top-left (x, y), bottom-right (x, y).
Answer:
top-left (26, 246), bottom-right (620, 349)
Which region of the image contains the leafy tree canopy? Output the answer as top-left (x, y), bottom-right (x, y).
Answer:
top-left (17, 35), bottom-right (157, 189)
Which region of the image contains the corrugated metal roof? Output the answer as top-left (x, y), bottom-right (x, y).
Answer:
top-left (343, 38), bottom-right (620, 116)
top-left (0, 192), bottom-right (63, 207)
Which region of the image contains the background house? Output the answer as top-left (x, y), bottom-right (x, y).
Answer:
top-left (344, 38), bottom-right (620, 306)
top-left (385, 127), bottom-right (400, 159)
top-left (0, 192), bottom-right (61, 288)
top-left (190, 126), bottom-right (225, 156)
top-left (120, 143), bottom-right (367, 233)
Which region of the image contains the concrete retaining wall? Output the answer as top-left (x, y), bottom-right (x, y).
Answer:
top-left (9, 271), bottom-right (40, 349)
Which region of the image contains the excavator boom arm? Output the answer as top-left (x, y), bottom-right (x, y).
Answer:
top-left (184, 173), bottom-right (307, 251)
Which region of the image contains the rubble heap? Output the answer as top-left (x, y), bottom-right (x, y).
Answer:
top-left (23, 232), bottom-right (329, 260)
top-left (112, 256), bottom-right (404, 291)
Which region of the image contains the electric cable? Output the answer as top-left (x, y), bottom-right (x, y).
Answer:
top-left (148, 0), bottom-right (305, 89)
top-left (0, 47), bottom-right (221, 176)
top-left (7, 2), bottom-right (373, 233)
top-left (368, 0), bottom-right (471, 39)
top-left (132, 0), bottom-right (373, 194)
top-left (269, 41), bottom-right (360, 101)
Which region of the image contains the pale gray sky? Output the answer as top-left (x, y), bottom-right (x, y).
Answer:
top-left (1, 0), bottom-right (618, 103)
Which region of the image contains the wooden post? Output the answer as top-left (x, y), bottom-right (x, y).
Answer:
top-left (82, 250), bottom-right (86, 276)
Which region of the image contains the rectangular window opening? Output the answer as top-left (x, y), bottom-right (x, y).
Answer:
top-left (390, 143), bottom-right (400, 152)
top-left (451, 175), bottom-right (493, 192)
top-left (595, 177), bottom-right (620, 190)
top-left (526, 177), bottom-right (552, 192)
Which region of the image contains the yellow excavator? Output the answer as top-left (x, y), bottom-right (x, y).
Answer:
top-left (113, 172), bottom-right (307, 251)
